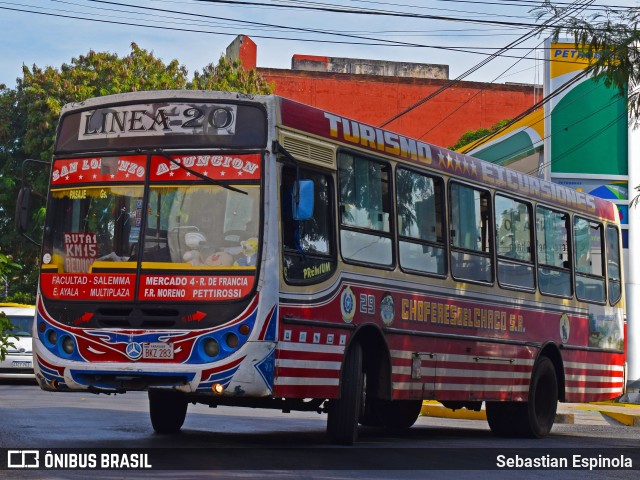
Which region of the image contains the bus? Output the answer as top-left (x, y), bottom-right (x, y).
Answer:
top-left (17, 90), bottom-right (625, 445)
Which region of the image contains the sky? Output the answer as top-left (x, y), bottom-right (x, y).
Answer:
top-left (0, 0), bottom-right (638, 89)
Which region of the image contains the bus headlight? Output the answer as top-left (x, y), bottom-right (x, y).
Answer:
top-left (225, 333), bottom-right (239, 349)
top-left (212, 383), bottom-right (225, 394)
top-left (203, 338), bottom-right (220, 358)
top-left (47, 330), bottom-right (57, 345)
top-left (62, 336), bottom-right (75, 355)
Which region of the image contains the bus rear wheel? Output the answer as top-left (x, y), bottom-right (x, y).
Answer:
top-left (522, 356), bottom-right (558, 437)
top-left (486, 356), bottom-right (558, 438)
top-left (148, 389), bottom-right (188, 434)
top-left (327, 342), bottom-right (364, 445)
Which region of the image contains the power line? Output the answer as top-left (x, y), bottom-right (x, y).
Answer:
top-left (527, 110), bottom-right (628, 176)
top-left (417, 39), bottom-right (546, 141)
top-left (192, 0), bottom-right (567, 28)
top-left (471, 90), bottom-right (623, 168)
top-left (0, 4), bottom-right (536, 51)
top-left (378, 0), bottom-right (597, 128)
top-left (0, 2), bottom-right (586, 58)
top-left (458, 66), bottom-right (594, 155)
top-left (345, 0), bottom-right (629, 9)
top-left (458, 32), bottom-right (629, 158)
top-left (2, 0), bottom-right (627, 52)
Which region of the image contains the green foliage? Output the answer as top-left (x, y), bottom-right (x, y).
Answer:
top-left (189, 56), bottom-right (274, 94)
top-left (0, 253), bottom-right (21, 360)
top-left (6, 291), bottom-right (34, 305)
top-left (0, 312), bottom-right (18, 361)
top-left (0, 44), bottom-right (273, 307)
top-left (17, 42), bottom-right (189, 161)
top-left (449, 119), bottom-right (512, 151)
top-left (0, 252), bottom-right (21, 273)
top-left (535, 1), bottom-right (640, 204)
top-left (536, 1), bottom-right (640, 122)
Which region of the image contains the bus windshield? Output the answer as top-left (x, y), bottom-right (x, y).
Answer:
top-left (43, 184), bottom-right (259, 269)
top-left (40, 153), bottom-right (261, 303)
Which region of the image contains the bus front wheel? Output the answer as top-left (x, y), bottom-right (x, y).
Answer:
top-left (376, 400), bottom-right (423, 430)
top-left (148, 389), bottom-right (188, 434)
top-left (327, 342), bottom-right (364, 445)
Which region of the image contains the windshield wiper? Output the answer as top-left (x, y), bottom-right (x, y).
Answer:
top-left (152, 149), bottom-right (247, 195)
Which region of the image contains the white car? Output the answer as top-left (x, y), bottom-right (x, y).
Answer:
top-left (0, 303), bottom-right (35, 379)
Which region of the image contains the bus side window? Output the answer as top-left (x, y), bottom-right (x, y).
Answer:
top-left (536, 207), bottom-right (572, 298)
top-left (281, 165), bottom-right (335, 284)
top-left (573, 217), bottom-right (605, 304)
top-left (396, 168), bottom-right (446, 276)
top-left (494, 194), bottom-right (534, 291)
top-left (338, 152), bottom-right (393, 267)
top-left (449, 182), bottom-right (493, 283)
top-left (606, 225), bottom-right (622, 305)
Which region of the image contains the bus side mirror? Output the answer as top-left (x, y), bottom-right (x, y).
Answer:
top-left (292, 180), bottom-right (314, 221)
top-left (15, 186), bottom-right (32, 234)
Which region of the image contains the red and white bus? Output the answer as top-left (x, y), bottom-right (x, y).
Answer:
top-left (18, 91), bottom-right (625, 444)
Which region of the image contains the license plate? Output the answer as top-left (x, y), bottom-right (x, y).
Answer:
top-left (143, 343), bottom-right (174, 359)
top-left (12, 361), bottom-right (32, 368)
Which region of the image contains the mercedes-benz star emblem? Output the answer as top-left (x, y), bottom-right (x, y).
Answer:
top-left (126, 342), bottom-right (143, 360)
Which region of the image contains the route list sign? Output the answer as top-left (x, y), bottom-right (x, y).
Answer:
top-left (40, 273), bottom-right (136, 301)
top-left (139, 275), bottom-right (254, 301)
top-left (40, 273), bottom-right (254, 302)
top-left (64, 233), bottom-right (98, 273)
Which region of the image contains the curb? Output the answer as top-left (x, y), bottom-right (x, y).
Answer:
top-left (574, 403), bottom-right (640, 427)
top-left (420, 401), bottom-right (486, 421)
top-left (420, 401), bottom-right (640, 426)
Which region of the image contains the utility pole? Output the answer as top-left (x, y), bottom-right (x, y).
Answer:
top-left (625, 82), bottom-right (640, 402)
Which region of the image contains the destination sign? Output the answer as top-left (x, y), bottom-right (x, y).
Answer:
top-left (78, 103), bottom-right (238, 140)
top-left (55, 100), bottom-right (268, 153)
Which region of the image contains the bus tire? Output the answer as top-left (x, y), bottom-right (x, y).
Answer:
top-left (486, 356), bottom-right (558, 438)
top-left (359, 377), bottom-right (384, 427)
top-left (486, 401), bottom-right (519, 437)
top-left (520, 356), bottom-right (558, 438)
top-left (148, 389), bottom-right (188, 434)
top-left (377, 400), bottom-right (423, 430)
top-left (327, 342), bottom-right (364, 445)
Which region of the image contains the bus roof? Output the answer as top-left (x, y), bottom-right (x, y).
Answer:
top-left (276, 96), bottom-right (618, 223)
top-left (55, 90), bottom-right (617, 223)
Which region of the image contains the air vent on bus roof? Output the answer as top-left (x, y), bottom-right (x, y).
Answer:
top-left (280, 131), bottom-right (336, 168)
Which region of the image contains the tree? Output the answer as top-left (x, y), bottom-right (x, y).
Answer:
top-left (0, 313), bottom-right (17, 362)
top-left (0, 44), bottom-right (274, 303)
top-left (189, 56), bottom-right (274, 94)
top-left (17, 42), bottom-right (189, 161)
top-left (449, 119), bottom-right (512, 151)
top-left (537, 1), bottom-right (640, 122)
top-left (536, 2), bottom-right (640, 204)
top-left (0, 251), bottom-right (21, 361)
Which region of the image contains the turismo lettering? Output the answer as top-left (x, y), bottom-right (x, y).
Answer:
top-left (324, 112), bottom-right (432, 165)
